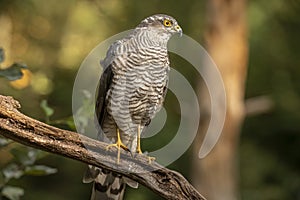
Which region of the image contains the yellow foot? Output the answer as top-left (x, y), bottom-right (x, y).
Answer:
top-left (137, 148), bottom-right (156, 164)
top-left (105, 128), bottom-right (130, 164)
top-left (147, 156), bottom-right (156, 164)
top-left (106, 142), bottom-right (129, 152)
top-left (106, 142), bottom-right (129, 164)
top-left (136, 125), bottom-right (155, 163)
top-left (136, 146), bottom-right (143, 155)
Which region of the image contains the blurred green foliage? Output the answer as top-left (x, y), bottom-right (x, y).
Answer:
top-left (0, 139), bottom-right (57, 200)
top-left (0, 0), bottom-right (299, 199)
top-left (241, 0), bottom-right (300, 199)
top-left (0, 48), bottom-right (27, 81)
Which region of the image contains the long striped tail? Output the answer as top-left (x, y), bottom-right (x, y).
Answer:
top-left (83, 165), bottom-right (138, 200)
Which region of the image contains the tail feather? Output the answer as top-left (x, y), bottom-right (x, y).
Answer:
top-left (84, 165), bottom-right (138, 200)
top-left (91, 177), bottom-right (125, 200)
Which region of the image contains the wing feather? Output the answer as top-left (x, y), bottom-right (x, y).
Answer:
top-left (95, 65), bottom-right (113, 128)
top-left (95, 40), bottom-right (121, 129)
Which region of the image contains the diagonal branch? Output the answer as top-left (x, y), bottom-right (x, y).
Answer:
top-left (0, 95), bottom-right (206, 200)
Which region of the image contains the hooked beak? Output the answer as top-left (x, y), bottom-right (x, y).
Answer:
top-left (174, 25), bottom-right (183, 37)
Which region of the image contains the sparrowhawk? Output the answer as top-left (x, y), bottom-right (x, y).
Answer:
top-left (83, 14), bottom-right (182, 200)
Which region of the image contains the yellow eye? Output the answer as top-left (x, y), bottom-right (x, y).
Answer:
top-left (163, 19), bottom-right (172, 27)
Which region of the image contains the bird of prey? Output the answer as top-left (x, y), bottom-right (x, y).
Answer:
top-left (83, 14), bottom-right (182, 200)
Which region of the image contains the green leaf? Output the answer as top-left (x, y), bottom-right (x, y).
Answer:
top-left (2, 164), bottom-right (24, 181)
top-left (65, 116), bottom-right (76, 130)
top-left (10, 147), bottom-right (36, 166)
top-left (49, 116), bottom-right (75, 130)
top-left (40, 100), bottom-right (54, 120)
top-left (33, 149), bottom-right (49, 161)
top-left (10, 146), bottom-right (48, 166)
top-left (0, 137), bottom-right (11, 147)
top-left (0, 63), bottom-right (27, 81)
top-left (74, 90), bottom-right (94, 133)
top-left (24, 165), bottom-right (57, 176)
top-left (2, 186), bottom-right (24, 200)
top-left (0, 48), bottom-right (4, 63)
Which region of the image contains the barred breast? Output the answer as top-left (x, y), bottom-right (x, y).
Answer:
top-left (103, 29), bottom-right (170, 145)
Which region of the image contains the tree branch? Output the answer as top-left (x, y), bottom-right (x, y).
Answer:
top-left (0, 95), bottom-right (206, 200)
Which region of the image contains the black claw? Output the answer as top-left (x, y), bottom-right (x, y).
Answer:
top-left (128, 150), bottom-right (134, 157)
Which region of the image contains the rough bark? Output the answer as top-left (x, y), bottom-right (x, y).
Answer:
top-left (0, 95), bottom-right (205, 200)
top-left (192, 0), bottom-right (248, 199)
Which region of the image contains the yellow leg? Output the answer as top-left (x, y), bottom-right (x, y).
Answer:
top-left (137, 124), bottom-right (142, 154)
top-left (136, 125), bottom-right (155, 164)
top-left (106, 128), bottom-right (129, 164)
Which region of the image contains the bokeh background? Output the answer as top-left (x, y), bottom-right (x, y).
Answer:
top-left (0, 0), bottom-right (300, 199)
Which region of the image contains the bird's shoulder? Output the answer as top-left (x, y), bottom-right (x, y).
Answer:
top-left (100, 40), bottom-right (120, 68)
top-left (100, 35), bottom-right (135, 69)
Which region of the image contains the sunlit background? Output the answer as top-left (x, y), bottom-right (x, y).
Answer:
top-left (0, 0), bottom-right (300, 199)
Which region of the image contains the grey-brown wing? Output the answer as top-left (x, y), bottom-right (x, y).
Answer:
top-left (95, 65), bottom-right (113, 130)
top-left (95, 40), bottom-right (121, 130)
top-left (162, 76), bottom-right (169, 103)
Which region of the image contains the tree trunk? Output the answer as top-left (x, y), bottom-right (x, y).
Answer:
top-left (192, 0), bottom-right (248, 199)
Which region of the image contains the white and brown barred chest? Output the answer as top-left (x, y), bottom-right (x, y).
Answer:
top-left (107, 54), bottom-right (169, 126)
top-left (105, 29), bottom-right (170, 129)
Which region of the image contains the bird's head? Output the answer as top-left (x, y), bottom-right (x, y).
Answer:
top-left (137, 14), bottom-right (182, 39)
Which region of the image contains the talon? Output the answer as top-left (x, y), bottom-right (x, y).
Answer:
top-left (106, 142), bottom-right (129, 152)
top-left (147, 156), bottom-right (155, 164)
top-left (136, 150), bottom-right (156, 164)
